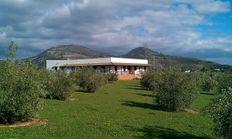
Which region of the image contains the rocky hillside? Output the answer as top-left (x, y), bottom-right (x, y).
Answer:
top-left (28, 45), bottom-right (112, 66)
top-left (124, 47), bottom-right (231, 70)
top-left (28, 45), bottom-right (231, 70)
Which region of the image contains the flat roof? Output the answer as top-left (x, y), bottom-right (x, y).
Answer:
top-left (46, 57), bottom-right (150, 69)
top-left (59, 62), bottom-right (151, 67)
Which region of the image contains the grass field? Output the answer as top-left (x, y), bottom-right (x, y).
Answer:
top-left (0, 80), bottom-right (214, 139)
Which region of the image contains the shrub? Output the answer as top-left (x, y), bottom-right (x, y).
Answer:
top-left (215, 72), bottom-right (232, 92)
top-left (0, 62), bottom-right (42, 124)
top-left (106, 73), bottom-right (118, 82)
top-left (195, 72), bottom-right (218, 92)
top-left (75, 68), bottom-right (108, 92)
top-left (153, 69), bottom-right (198, 112)
top-left (208, 88), bottom-right (232, 138)
top-left (43, 71), bottom-right (74, 100)
top-left (140, 71), bottom-right (157, 90)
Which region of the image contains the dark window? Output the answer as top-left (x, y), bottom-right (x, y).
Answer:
top-left (123, 66), bottom-right (126, 71)
top-left (101, 66), bottom-right (106, 72)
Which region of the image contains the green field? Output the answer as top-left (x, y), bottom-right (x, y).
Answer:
top-left (0, 80), bottom-right (214, 139)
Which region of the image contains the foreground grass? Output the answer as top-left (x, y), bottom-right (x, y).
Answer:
top-left (0, 80), bottom-right (214, 139)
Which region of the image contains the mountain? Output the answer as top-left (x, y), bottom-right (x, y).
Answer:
top-left (28, 45), bottom-right (112, 66)
top-left (124, 47), bottom-right (231, 70)
top-left (29, 45), bottom-right (231, 70)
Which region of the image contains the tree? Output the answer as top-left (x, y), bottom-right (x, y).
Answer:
top-left (208, 89), bottom-right (232, 138)
top-left (6, 41), bottom-right (17, 61)
top-left (153, 69), bottom-right (198, 111)
top-left (74, 68), bottom-right (108, 92)
top-left (195, 72), bottom-right (218, 92)
top-left (43, 71), bottom-right (74, 100)
top-left (0, 61), bottom-right (43, 124)
top-left (0, 42), bottom-right (42, 124)
top-left (140, 71), bottom-right (159, 90)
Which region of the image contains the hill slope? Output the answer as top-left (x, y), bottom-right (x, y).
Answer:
top-left (125, 47), bottom-right (230, 70)
top-left (29, 45), bottom-right (112, 66)
top-left (29, 45), bottom-right (231, 70)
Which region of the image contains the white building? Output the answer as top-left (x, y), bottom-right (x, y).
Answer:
top-left (46, 57), bottom-right (150, 79)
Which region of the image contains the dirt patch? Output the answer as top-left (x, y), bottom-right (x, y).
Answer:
top-left (181, 108), bottom-right (199, 114)
top-left (68, 95), bottom-right (78, 101)
top-left (0, 118), bottom-right (48, 128)
top-left (69, 97), bottom-right (77, 101)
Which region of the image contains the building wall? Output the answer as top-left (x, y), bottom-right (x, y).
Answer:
top-left (46, 58), bottom-right (149, 79)
top-left (111, 57), bottom-right (148, 64)
top-left (46, 60), bottom-right (78, 70)
top-left (46, 58), bottom-right (112, 70)
top-left (46, 57), bottom-right (148, 70)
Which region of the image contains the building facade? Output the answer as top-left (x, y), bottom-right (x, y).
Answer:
top-left (46, 57), bottom-right (150, 79)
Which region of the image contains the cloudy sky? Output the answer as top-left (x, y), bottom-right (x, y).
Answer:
top-left (0, 0), bottom-right (232, 64)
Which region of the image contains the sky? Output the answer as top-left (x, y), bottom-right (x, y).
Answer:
top-left (0, 0), bottom-right (232, 65)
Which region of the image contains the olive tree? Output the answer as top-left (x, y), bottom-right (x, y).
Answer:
top-left (153, 69), bottom-right (198, 111)
top-left (140, 71), bottom-right (158, 90)
top-left (208, 88), bottom-right (232, 139)
top-left (0, 42), bottom-right (43, 124)
top-left (0, 62), bottom-right (43, 124)
top-left (75, 68), bottom-right (108, 92)
top-left (43, 71), bottom-right (74, 100)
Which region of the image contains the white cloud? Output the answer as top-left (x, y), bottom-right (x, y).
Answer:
top-left (174, 0), bottom-right (230, 14)
top-left (194, 0), bottom-right (230, 14)
top-left (0, 32), bottom-right (6, 38)
top-left (0, 0), bottom-right (231, 64)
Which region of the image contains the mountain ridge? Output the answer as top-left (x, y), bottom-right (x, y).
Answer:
top-left (124, 47), bottom-right (230, 70)
top-left (29, 45), bottom-right (112, 66)
top-left (28, 45), bottom-right (231, 70)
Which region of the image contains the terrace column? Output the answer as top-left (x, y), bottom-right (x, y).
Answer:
top-left (117, 66), bottom-right (122, 75)
top-left (131, 66), bottom-right (135, 74)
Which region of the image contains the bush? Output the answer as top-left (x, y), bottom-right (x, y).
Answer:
top-left (75, 68), bottom-right (108, 92)
top-left (215, 72), bottom-right (232, 92)
top-left (106, 73), bottom-right (118, 82)
top-left (195, 72), bottom-right (218, 92)
top-left (208, 89), bottom-right (232, 138)
top-left (43, 71), bottom-right (74, 100)
top-left (153, 69), bottom-right (198, 112)
top-left (0, 62), bottom-right (42, 124)
top-left (140, 71), bottom-right (157, 90)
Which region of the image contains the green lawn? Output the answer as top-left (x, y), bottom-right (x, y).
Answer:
top-left (0, 80), bottom-right (214, 139)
